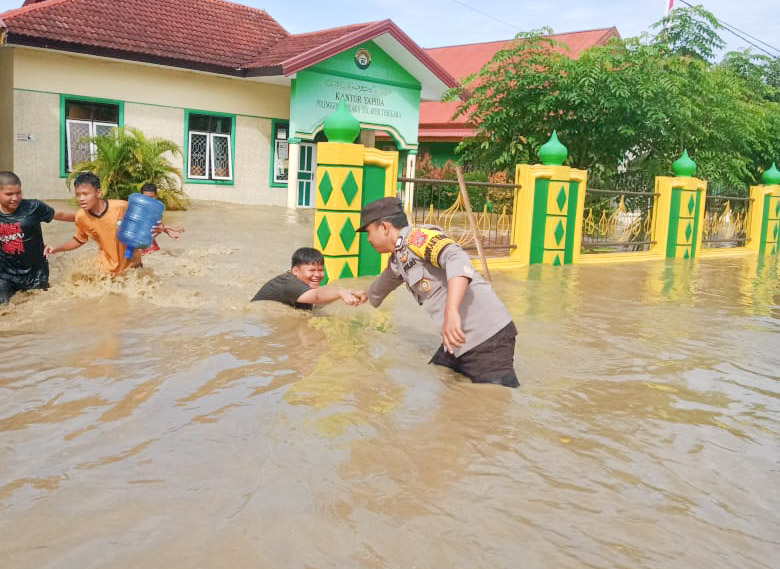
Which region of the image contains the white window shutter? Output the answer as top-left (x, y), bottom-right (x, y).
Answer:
top-left (188, 131), bottom-right (210, 179)
top-left (210, 133), bottom-right (232, 180)
top-left (66, 119), bottom-right (92, 170)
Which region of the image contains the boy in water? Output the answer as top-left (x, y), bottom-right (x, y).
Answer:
top-left (0, 171), bottom-right (76, 303)
top-left (45, 172), bottom-right (146, 275)
top-left (251, 247), bottom-right (365, 310)
top-left (140, 183), bottom-right (184, 254)
top-left (356, 197), bottom-right (519, 387)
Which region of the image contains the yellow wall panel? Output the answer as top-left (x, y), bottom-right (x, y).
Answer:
top-left (544, 216), bottom-right (568, 249)
top-left (546, 182), bottom-right (570, 216)
top-left (676, 217), bottom-right (695, 246)
top-left (317, 142), bottom-right (365, 167)
top-left (676, 245), bottom-right (692, 258)
top-left (323, 257), bottom-right (359, 282)
top-left (769, 196), bottom-right (780, 221)
top-left (314, 212), bottom-right (361, 256)
top-left (543, 250), bottom-right (564, 265)
top-left (316, 166), bottom-right (364, 210)
top-left (678, 190), bottom-right (699, 217)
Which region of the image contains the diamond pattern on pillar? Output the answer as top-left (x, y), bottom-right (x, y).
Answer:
top-left (319, 171), bottom-right (333, 204)
top-left (339, 262), bottom-right (355, 279)
top-left (342, 171), bottom-right (359, 206)
top-left (773, 223), bottom-right (778, 239)
top-left (556, 186), bottom-right (567, 212)
top-left (340, 217), bottom-right (356, 250)
top-left (552, 253), bottom-right (561, 266)
top-left (685, 222), bottom-right (692, 241)
top-left (554, 220), bottom-right (565, 245)
top-left (317, 217), bottom-right (331, 249)
top-left (688, 195), bottom-right (695, 214)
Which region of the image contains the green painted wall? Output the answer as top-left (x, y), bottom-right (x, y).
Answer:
top-left (358, 163), bottom-right (388, 275)
top-left (419, 142), bottom-right (458, 166)
top-left (289, 41), bottom-right (422, 148)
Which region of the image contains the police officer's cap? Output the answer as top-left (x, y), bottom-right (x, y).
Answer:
top-left (356, 197), bottom-right (404, 232)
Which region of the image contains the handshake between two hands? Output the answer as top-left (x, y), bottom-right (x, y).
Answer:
top-left (338, 289), bottom-right (369, 307)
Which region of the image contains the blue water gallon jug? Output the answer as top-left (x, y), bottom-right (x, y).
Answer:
top-left (118, 193), bottom-right (165, 259)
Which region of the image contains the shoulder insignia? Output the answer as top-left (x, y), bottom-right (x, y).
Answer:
top-left (406, 227), bottom-right (456, 268)
top-left (408, 228), bottom-right (428, 247)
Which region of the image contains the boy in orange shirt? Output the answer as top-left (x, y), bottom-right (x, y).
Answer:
top-left (46, 172), bottom-right (144, 274)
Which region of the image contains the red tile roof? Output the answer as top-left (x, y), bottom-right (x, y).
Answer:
top-left (1, 0), bottom-right (289, 73)
top-left (241, 22), bottom-right (378, 72)
top-left (0, 0), bottom-right (458, 91)
top-left (419, 28), bottom-right (620, 139)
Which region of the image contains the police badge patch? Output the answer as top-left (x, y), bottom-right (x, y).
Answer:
top-left (408, 229), bottom-right (427, 247)
top-left (419, 278), bottom-right (431, 292)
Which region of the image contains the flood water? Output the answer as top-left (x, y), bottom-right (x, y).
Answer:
top-left (1, 201), bottom-right (779, 569)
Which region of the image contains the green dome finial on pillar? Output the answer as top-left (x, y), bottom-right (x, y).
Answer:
top-left (538, 130), bottom-right (568, 166)
top-left (672, 149), bottom-right (697, 177)
top-left (323, 99), bottom-right (360, 143)
top-left (761, 162), bottom-right (780, 185)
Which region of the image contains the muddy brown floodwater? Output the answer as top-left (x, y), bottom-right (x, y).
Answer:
top-left (1, 200), bottom-right (778, 569)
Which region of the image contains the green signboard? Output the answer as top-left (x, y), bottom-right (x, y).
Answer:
top-left (289, 41), bottom-right (422, 148)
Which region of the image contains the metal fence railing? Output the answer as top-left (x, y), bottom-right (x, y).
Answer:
top-left (399, 177), bottom-right (520, 256)
top-left (581, 188), bottom-right (658, 253)
top-left (701, 195), bottom-right (752, 248)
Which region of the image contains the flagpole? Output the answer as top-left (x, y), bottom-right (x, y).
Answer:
top-left (663, 0), bottom-right (674, 31)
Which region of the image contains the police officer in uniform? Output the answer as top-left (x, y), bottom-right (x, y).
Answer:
top-left (357, 197), bottom-right (519, 387)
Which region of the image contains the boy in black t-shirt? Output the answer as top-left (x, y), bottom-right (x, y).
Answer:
top-left (0, 171), bottom-right (77, 303)
top-left (251, 247), bottom-right (364, 310)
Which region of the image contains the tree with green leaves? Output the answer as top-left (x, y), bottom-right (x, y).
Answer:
top-left (448, 5), bottom-right (779, 195)
top-left (68, 126), bottom-right (189, 209)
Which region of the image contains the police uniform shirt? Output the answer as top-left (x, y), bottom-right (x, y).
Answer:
top-left (368, 225), bottom-right (512, 357)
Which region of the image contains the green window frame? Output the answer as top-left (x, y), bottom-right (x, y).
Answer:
top-left (59, 94), bottom-right (124, 178)
top-left (270, 119), bottom-right (289, 188)
top-left (183, 109), bottom-right (236, 185)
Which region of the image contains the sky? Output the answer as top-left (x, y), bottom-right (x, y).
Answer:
top-left (0, 0), bottom-right (777, 58)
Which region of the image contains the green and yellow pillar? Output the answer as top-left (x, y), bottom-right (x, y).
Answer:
top-left (314, 100), bottom-right (398, 282)
top-left (747, 163), bottom-right (780, 255)
top-left (511, 131), bottom-right (587, 266)
top-left (650, 150), bottom-right (707, 259)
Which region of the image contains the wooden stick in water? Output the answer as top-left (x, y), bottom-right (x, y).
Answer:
top-left (456, 165), bottom-right (492, 284)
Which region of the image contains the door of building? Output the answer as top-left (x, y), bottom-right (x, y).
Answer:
top-left (297, 142), bottom-right (317, 208)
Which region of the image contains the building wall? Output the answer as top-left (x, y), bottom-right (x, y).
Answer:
top-left (10, 47), bottom-right (290, 204)
top-left (0, 48), bottom-right (14, 171)
top-left (418, 141), bottom-right (458, 167)
top-left (13, 90), bottom-right (60, 192)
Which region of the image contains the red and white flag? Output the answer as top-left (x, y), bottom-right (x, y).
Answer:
top-left (664, 0), bottom-right (674, 17)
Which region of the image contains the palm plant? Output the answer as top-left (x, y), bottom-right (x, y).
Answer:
top-left (67, 126), bottom-right (189, 210)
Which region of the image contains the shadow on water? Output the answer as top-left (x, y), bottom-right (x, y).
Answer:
top-left (0, 201), bottom-right (778, 569)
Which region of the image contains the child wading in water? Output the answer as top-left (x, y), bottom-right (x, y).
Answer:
top-left (0, 171), bottom-right (76, 303)
top-left (46, 172), bottom-right (157, 274)
top-left (139, 183), bottom-right (184, 254)
top-left (251, 247), bottom-right (365, 310)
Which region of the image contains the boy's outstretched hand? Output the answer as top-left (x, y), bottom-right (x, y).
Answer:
top-left (339, 289), bottom-right (368, 306)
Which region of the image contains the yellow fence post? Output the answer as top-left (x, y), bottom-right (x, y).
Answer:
top-left (313, 100), bottom-right (398, 282)
top-left (649, 150), bottom-right (707, 259)
top-left (509, 131), bottom-right (587, 266)
top-left (746, 163), bottom-right (780, 255)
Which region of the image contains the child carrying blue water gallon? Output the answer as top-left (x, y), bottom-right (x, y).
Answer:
top-left (139, 184), bottom-right (185, 255)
